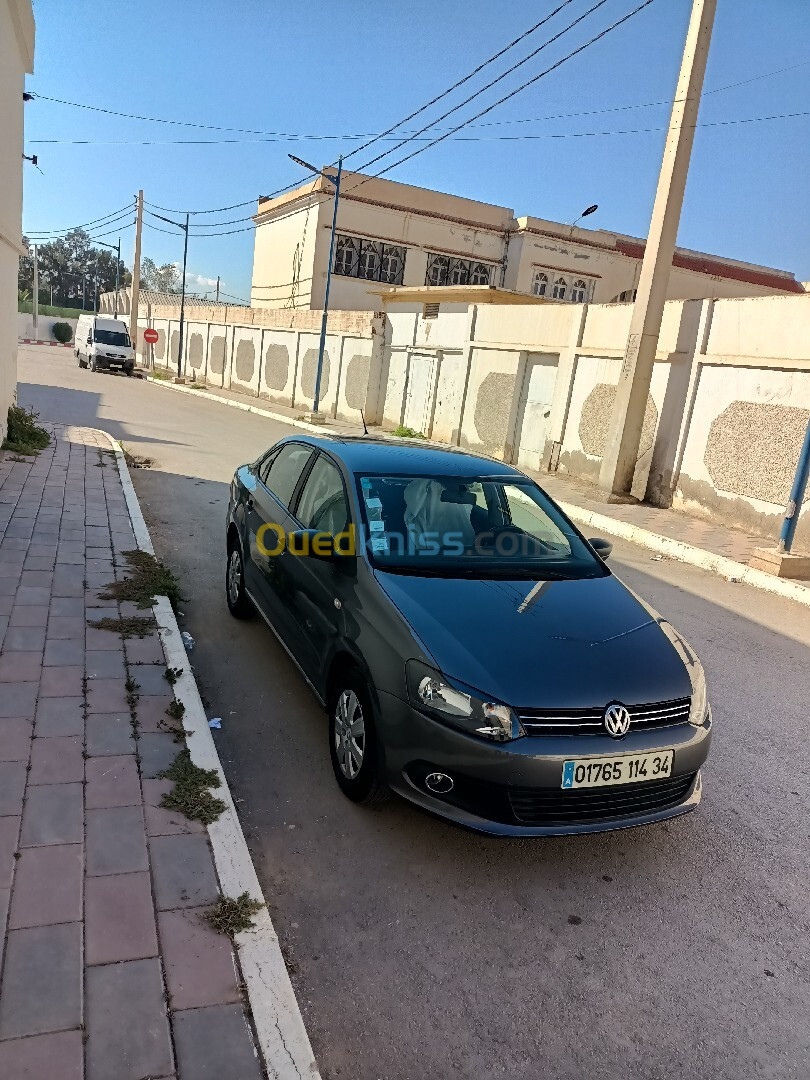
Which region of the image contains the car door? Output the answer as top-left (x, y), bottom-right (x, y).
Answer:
top-left (245, 443), bottom-right (315, 646)
top-left (283, 451), bottom-right (353, 685)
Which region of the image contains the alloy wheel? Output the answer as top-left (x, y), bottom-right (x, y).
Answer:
top-left (334, 689), bottom-right (366, 780)
top-left (227, 548), bottom-right (242, 606)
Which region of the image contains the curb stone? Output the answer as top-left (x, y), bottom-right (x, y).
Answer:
top-left (103, 432), bottom-right (322, 1080)
top-left (146, 374), bottom-right (810, 609)
top-left (556, 500), bottom-right (810, 609)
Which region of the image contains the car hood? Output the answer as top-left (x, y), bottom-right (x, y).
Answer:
top-left (374, 570), bottom-right (692, 708)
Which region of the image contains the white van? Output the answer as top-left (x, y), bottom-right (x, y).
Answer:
top-left (76, 315), bottom-right (136, 375)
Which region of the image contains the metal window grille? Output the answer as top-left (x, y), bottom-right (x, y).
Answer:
top-left (333, 234), bottom-right (405, 285)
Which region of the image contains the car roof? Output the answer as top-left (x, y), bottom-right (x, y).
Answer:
top-left (283, 433), bottom-right (523, 478)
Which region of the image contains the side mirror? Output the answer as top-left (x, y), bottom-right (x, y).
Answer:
top-left (287, 529), bottom-right (335, 560)
top-left (589, 537), bottom-right (612, 561)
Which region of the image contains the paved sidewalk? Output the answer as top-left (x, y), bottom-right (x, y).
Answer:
top-left (0, 427), bottom-right (263, 1080)
top-left (538, 471), bottom-right (771, 564)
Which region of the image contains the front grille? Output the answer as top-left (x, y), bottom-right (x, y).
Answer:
top-left (509, 772), bottom-right (697, 826)
top-left (518, 697), bottom-right (691, 737)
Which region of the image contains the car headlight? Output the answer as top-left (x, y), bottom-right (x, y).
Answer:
top-left (406, 660), bottom-right (525, 742)
top-left (688, 657), bottom-right (708, 726)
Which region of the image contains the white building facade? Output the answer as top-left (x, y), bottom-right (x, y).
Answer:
top-left (250, 172), bottom-right (803, 313)
top-left (0, 0), bottom-right (34, 440)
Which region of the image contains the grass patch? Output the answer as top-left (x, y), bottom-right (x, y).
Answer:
top-left (151, 368), bottom-right (171, 381)
top-left (391, 425), bottom-right (425, 439)
top-left (122, 445), bottom-right (153, 470)
top-left (2, 405), bottom-right (51, 456)
top-left (206, 892), bottom-right (264, 936)
top-left (99, 550), bottom-right (183, 611)
top-left (158, 749), bottom-right (227, 825)
top-left (87, 615), bottom-right (156, 638)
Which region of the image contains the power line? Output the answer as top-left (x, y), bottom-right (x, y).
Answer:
top-left (344, 0), bottom-right (578, 161)
top-left (24, 202), bottom-right (134, 236)
top-left (355, 0), bottom-right (659, 184)
top-left (356, 0), bottom-right (612, 176)
top-left (28, 57), bottom-right (810, 144)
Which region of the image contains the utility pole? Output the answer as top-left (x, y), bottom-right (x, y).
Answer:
top-left (146, 209), bottom-right (190, 380)
top-left (598, 0), bottom-right (716, 499)
top-left (32, 243), bottom-right (38, 339)
top-left (215, 275), bottom-right (220, 303)
top-left (288, 154), bottom-right (342, 416)
top-left (130, 190), bottom-right (143, 351)
top-left (114, 237), bottom-right (121, 318)
top-left (177, 212), bottom-right (190, 380)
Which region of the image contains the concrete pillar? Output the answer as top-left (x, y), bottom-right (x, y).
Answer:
top-left (598, 0), bottom-right (716, 498)
top-left (543, 303), bottom-right (589, 470)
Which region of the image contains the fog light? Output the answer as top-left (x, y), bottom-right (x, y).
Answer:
top-left (424, 771), bottom-right (454, 795)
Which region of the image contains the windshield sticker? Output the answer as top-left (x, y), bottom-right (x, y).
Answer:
top-left (370, 537), bottom-right (390, 554)
top-left (369, 520), bottom-right (385, 533)
top-left (365, 496), bottom-right (382, 509)
top-left (361, 477), bottom-right (372, 491)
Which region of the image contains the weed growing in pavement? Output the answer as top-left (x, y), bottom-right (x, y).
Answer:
top-left (87, 615), bottom-right (156, 638)
top-left (164, 666), bottom-right (184, 686)
top-left (151, 369), bottom-right (171, 381)
top-left (206, 893), bottom-right (264, 936)
top-left (2, 405), bottom-right (51, 456)
top-left (166, 699), bottom-right (185, 721)
top-left (158, 748), bottom-right (227, 825)
top-left (122, 445), bottom-right (154, 469)
top-left (98, 550), bottom-right (183, 611)
top-left (391, 425), bottom-right (426, 439)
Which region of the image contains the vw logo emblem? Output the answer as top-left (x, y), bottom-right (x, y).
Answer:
top-left (604, 703), bottom-right (631, 738)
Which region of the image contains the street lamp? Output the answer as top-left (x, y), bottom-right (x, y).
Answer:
top-left (288, 154), bottom-right (342, 417)
top-left (149, 211), bottom-right (190, 380)
top-left (93, 236), bottom-right (122, 317)
top-left (570, 204), bottom-right (599, 231)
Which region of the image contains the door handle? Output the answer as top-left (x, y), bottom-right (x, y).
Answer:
top-left (246, 497), bottom-right (254, 510)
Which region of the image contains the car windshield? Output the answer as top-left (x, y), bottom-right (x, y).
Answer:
top-left (94, 329), bottom-right (130, 347)
top-left (355, 474), bottom-right (607, 580)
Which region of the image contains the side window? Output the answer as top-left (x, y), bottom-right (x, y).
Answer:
top-left (258, 449), bottom-right (278, 484)
top-left (264, 444), bottom-right (313, 509)
top-left (295, 455), bottom-right (349, 535)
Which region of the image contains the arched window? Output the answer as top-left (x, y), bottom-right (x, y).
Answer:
top-left (469, 262), bottom-right (492, 285)
top-left (532, 271), bottom-right (548, 297)
top-left (570, 279), bottom-right (588, 303)
top-left (552, 277), bottom-right (567, 300)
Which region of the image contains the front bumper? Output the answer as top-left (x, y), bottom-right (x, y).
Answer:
top-left (377, 690), bottom-right (712, 836)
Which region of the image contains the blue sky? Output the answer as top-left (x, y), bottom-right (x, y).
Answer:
top-left (23, 0), bottom-right (810, 301)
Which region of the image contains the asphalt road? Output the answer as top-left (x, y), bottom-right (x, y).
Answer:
top-left (18, 346), bottom-right (810, 1080)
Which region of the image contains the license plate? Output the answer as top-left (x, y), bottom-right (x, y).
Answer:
top-left (561, 750), bottom-right (674, 789)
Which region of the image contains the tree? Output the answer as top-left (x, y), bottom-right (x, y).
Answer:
top-left (18, 228), bottom-right (131, 309)
top-left (139, 256), bottom-right (181, 293)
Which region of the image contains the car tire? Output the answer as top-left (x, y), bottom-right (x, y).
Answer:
top-left (125, 365), bottom-right (134, 377)
top-left (328, 671), bottom-right (389, 805)
top-left (225, 539), bottom-right (253, 619)
top-left (90, 355), bottom-right (98, 373)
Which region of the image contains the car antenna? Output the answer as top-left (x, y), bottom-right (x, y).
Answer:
top-left (359, 408), bottom-right (369, 436)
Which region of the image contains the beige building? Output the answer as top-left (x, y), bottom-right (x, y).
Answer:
top-left (251, 171), bottom-right (803, 313)
top-left (1, 0), bottom-right (34, 441)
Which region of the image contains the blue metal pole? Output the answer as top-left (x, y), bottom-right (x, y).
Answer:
top-left (313, 156), bottom-right (342, 414)
top-left (778, 416), bottom-right (810, 552)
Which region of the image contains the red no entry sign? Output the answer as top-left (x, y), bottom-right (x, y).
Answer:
top-left (143, 328), bottom-right (159, 344)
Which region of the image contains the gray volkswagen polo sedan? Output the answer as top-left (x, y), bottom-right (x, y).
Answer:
top-left (225, 434), bottom-right (711, 836)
